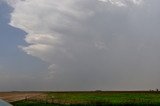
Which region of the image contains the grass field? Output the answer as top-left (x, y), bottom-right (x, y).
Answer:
top-left (11, 91), bottom-right (160, 106)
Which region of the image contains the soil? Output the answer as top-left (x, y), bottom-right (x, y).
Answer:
top-left (0, 92), bottom-right (44, 102)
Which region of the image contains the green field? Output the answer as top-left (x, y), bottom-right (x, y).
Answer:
top-left (12, 91), bottom-right (160, 106)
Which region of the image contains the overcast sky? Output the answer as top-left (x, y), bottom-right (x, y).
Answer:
top-left (0, 0), bottom-right (160, 91)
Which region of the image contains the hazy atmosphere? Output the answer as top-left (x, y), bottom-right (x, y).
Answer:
top-left (0, 0), bottom-right (160, 91)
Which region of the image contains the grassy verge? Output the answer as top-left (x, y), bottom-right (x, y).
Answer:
top-left (11, 100), bottom-right (160, 106)
top-left (11, 100), bottom-right (64, 106)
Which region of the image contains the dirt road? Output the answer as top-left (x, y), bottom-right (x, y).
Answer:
top-left (0, 92), bottom-right (43, 102)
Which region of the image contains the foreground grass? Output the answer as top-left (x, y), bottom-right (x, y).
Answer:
top-left (12, 91), bottom-right (160, 106)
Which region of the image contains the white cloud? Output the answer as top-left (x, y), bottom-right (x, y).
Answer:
top-left (98, 0), bottom-right (143, 7)
top-left (98, 0), bottom-right (126, 7)
top-left (132, 0), bottom-right (143, 5)
top-left (7, 0), bottom-right (160, 90)
top-left (8, 0), bottom-right (144, 62)
top-left (25, 34), bottom-right (59, 45)
top-left (21, 44), bottom-right (53, 61)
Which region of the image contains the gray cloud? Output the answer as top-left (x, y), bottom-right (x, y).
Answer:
top-left (6, 0), bottom-right (160, 90)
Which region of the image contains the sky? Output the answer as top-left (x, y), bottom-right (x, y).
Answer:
top-left (0, 0), bottom-right (160, 91)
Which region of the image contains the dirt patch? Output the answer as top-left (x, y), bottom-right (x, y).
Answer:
top-left (0, 92), bottom-right (45, 102)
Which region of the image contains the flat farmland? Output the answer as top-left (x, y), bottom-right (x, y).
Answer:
top-left (9, 91), bottom-right (160, 106)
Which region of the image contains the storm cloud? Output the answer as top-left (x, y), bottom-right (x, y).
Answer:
top-left (5, 0), bottom-right (160, 90)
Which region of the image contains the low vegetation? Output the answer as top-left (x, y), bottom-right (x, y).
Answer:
top-left (11, 91), bottom-right (160, 106)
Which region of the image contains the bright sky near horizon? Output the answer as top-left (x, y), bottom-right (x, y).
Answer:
top-left (0, 0), bottom-right (160, 91)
